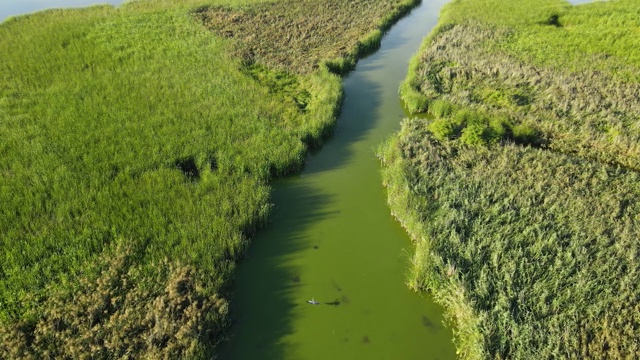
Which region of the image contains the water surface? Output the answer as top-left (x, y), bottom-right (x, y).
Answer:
top-left (220, 1), bottom-right (455, 359)
top-left (1, 0), bottom-right (124, 22)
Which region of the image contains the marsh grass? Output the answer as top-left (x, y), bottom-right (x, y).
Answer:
top-left (0, 0), bottom-right (415, 357)
top-left (381, 119), bottom-right (640, 359)
top-left (197, 0), bottom-right (420, 75)
top-left (2, 245), bottom-right (229, 359)
top-left (403, 24), bottom-right (640, 169)
top-left (383, 0), bottom-right (640, 358)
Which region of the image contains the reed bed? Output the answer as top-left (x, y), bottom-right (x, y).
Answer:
top-left (381, 0), bottom-right (640, 358)
top-left (401, 0), bottom-right (640, 169)
top-left (381, 120), bottom-right (640, 358)
top-left (197, 0), bottom-right (419, 74)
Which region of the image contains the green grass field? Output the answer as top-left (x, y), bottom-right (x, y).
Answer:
top-left (401, 0), bottom-right (640, 170)
top-left (0, 0), bottom-right (416, 357)
top-left (381, 0), bottom-right (640, 358)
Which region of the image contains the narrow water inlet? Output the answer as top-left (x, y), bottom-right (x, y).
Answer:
top-left (219, 1), bottom-right (455, 359)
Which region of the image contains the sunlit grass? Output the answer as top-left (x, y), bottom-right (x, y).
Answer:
top-left (401, 0), bottom-right (640, 170)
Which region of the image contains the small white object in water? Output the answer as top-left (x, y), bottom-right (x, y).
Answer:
top-left (307, 298), bottom-right (320, 305)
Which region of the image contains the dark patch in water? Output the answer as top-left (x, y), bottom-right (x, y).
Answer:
top-left (325, 299), bottom-right (341, 306)
top-left (362, 335), bottom-right (370, 344)
top-left (332, 280), bottom-right (342, 291)
top-left (313, 245), bottom-right (319, 249)
top-left (422, 315), bottom-right (434, 328)
top-left (343, 337), bottom-right (349, 342)
top-left (340, 295), bottom-right (350, 304)
top-left (292, 276), bottom-right (301, 283)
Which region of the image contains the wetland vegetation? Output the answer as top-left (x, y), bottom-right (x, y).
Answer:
top-left (0, 0), bottom-right (418, 357)
top-left (381, 0), bottom-right (640, 358)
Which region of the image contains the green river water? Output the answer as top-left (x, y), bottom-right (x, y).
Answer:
top-left (219, 1), bottom-right (456, 359)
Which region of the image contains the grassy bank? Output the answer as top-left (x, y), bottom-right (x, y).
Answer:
top-left (381, 0), bottom-right (640, 358)
top-left (0, 0), bottom-right (417, 357)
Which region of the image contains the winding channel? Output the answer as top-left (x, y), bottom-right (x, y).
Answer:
top-left (220, 1), bottom-right (454, 359)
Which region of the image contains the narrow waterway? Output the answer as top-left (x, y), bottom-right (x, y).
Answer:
top-left (219, 1), bottom-right (455, 359)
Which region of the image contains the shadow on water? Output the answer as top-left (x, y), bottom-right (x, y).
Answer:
top-left (303, 74), bottom-right (384, 176)
top-left (303, 0), bottom-right (444, 176)
top-left (217, 64), bottom-right (388, 360)
top-left (218, 180), bottom-right (338, 359)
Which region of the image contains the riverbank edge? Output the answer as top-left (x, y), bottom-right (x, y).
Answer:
top-left (397, 10), bottom-right (453, 113)
top-left (376, 8), bottom-right (483, 357)
top-left (289, 0), bottom-right (423, 151)
top-left (377, 130), bottom-right (484, 360)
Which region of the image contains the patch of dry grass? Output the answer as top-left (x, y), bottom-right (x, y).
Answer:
top-left (197, 0), bottom-right (417, 74)
top-left (1, 246), bottom-right (228, 359)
